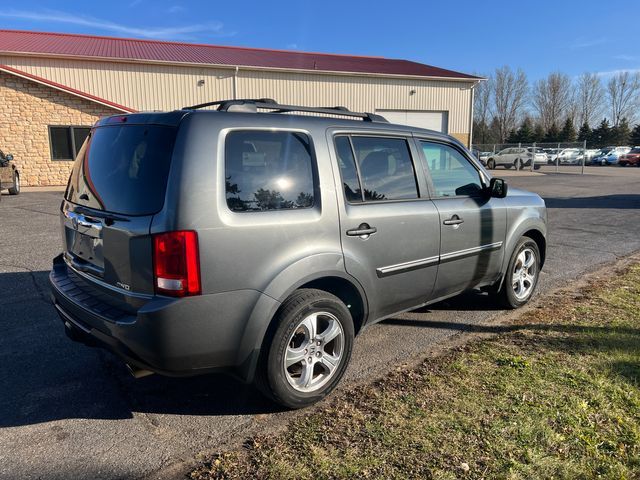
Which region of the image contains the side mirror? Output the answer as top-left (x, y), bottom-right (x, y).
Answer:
top-left (488, 177), bottom-right (508, 198)
top-left (5, 154), bottom-right (13, 161)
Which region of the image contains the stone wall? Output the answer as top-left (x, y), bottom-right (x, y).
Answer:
top-left (0, 71), bottom-right (118, 186)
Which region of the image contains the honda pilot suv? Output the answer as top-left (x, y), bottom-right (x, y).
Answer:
top-left (50, 99), bottom-right (547, 408)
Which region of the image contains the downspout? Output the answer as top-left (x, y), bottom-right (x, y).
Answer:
top-left (233, 66), bottom-right (239, 100)
top-left (468, 81), bottom-right (477, 149)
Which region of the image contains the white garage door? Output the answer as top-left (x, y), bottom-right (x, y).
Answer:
top-left (376, 110), bottom-right (448, 133)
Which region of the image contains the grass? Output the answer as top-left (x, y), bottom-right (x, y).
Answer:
top-left (191, 263), bottom-right (640, 480)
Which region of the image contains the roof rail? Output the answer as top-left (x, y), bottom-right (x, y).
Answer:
top-left (182, 98), bottom-right (388, 123)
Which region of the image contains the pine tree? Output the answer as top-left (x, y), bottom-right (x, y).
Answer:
top-left (577, 122), bottom-right (592, 144)
top-left (559, 118), bottom-right (577, 142)
top-left (611, 117), bottom-right (631, 145)
top-left (533, 123), bottom-right (545, 143)
top-left (545, 123), bottom-right (561, 143)
top-left (506, 128), bottom-right (518, 144)
top-left (516, 117), bottom-right (535, 143)
top-left (592, 119), bottom-right (612, 148)
top-left (630, 124), bottom-right (640, 146)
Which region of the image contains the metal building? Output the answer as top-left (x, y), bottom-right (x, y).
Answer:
top-left (0, 29), bottom-right (480, 186)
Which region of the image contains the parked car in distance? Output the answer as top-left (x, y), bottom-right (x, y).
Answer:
top-left (0, 149), bottom-right (20, 197)
top-left (486, 147), bottom-right (544, 170)
top-left (471, 149), bottom-right (492, 166)
top-left (543, 148), bottom-right (561, 164)
top-left (49, 99), bottom-right (547, 409)
top-left (618, 147), bottom-right (640, 167)
top-left (591, 146), bottom-right (631, 166)
top-left (556, 148), bottom-right (581, 165)
top-left (578, 149), bottom-right (600, 163)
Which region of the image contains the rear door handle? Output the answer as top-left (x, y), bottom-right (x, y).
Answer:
top-left (346, 223), bottom-right (377, 237)
top-left (443, 215), bottom-right (464, 226)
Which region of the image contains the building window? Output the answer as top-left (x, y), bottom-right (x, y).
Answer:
top-left (49, 126), bottom-right (91, 161)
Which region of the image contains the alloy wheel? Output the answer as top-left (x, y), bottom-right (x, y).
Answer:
top-left (512, 247), bottom-right (537, 300)
top-left (284, 311), bottom-right (344, 393)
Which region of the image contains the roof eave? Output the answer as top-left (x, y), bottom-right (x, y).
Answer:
top-left (0, 51), bottom-right (481, 83)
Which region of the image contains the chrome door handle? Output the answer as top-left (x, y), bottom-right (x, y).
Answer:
top-left (346, 223), bottom-right (377, 237)
top-left (443, 215), bottom-right (464, 226)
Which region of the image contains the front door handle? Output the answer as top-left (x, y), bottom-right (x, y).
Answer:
top-left (443, 215), bottom-right (464, 226)
top-left (346, 223), bottom-right (377, 237)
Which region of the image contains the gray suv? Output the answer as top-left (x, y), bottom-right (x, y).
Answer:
top-left (50, 99), bottom-right (547, 408)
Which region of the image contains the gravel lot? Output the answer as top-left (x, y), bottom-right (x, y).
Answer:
top-left (1, 168), bottom-right (639, 480)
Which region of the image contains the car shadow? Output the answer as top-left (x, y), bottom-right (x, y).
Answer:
top-left (543, 194), bottom-right (640, 209)
top-left (0, 270), bottom-right (282, 428)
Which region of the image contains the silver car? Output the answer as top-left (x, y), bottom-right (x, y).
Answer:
top-left (50, 99), bottom-right (547, 408)
top-left (486, 147), bottom-right (545, 170)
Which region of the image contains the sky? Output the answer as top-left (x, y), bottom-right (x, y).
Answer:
top-left (0, 0), bottom-right (639, 81)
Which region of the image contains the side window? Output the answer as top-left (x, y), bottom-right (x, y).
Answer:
top-left (225, 130), bottom-right (315, 212)
top-left (350, 136), bottom-right (419, 201)
top-left (421, 142), bottom-right (483, 197)
top-left (334, 136), bottom-right (363, 203)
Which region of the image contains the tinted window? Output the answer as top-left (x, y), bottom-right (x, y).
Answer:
top-left (421, 142), bottom-right (483, 197)
top-left (50, 127), bottom-right (73, 160)
top-left (73, 128), bottom-right (91, 157)
top-left (351, 136), bottom-right (418, 201)
top-left (225, 131), bottom-right (315, 212)
top-left (65, 125), bottom-right (177, 215)
top-left (334, 136), bottom-right (362, 202)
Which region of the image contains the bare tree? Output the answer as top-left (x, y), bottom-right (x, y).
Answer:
top-left (576, 72), bottom-right (604, 127)
top-left (531, 72), bottom-right (573, 131)
top-left (492, 66), bottom-right (528, 142)
top-left (473, 75), bottom-right (492, 144)
top-left (607, 71), bottom-right (640, 126)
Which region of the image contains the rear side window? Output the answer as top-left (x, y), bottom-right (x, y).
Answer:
top-left (351, 136), bottom-right (418, 201)
top-left (225, 130), bottom-right (315, 212)
top-left (65, 125), bottom-right (177, 215)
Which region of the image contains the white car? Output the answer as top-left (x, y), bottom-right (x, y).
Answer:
top-left (486, 147), bottom-right (545, 170)
top-left (557, 148), bottom-right (581, 164)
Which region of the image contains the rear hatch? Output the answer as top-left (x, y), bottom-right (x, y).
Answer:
top-left (61, 115), bottom-right (179, 299)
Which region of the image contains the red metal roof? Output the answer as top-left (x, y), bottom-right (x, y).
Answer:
top-left (0, 64), bottom-right (135, 112)
top-left (0, 29), bottom-right (479, 80)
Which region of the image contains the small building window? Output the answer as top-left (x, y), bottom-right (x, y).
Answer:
top-left (49, 126), bottom-right (91, 161)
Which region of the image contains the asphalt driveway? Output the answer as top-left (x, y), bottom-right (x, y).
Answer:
top-left (1, 168), bottom-right (639, 480)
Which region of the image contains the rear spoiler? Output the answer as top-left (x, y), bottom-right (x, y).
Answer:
top-left (96, 111), bottom-right (189, 128)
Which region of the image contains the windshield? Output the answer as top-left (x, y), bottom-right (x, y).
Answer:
top-left (65, 124), bottom-right (177, 215)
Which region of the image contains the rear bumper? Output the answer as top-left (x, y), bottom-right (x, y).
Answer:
top-left (49, 254), bottom-right (276, 377)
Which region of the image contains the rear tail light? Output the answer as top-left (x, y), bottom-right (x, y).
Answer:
top-left (153, 231), bottom-right (201, 297)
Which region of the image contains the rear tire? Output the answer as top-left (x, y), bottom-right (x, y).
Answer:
top-left (256, 289), bottom-right (354, 409)
top-left (494, 236), bottom-right (541, 309)
top-left (8, 172), bottom-right (20, 195)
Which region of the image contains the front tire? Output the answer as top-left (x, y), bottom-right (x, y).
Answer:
top-left (8, 172), bottom-right (20, 195)
top-left (487, 159), bottom-right (496, 170)
top-left (257, 289), bottom-right (354, 409)
top-left (495, 236), bottom-right (541, 309)
top-left (514, 158), bottom-right (522, 170)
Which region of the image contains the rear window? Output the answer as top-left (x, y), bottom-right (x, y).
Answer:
top-left (65, 125), bottom-right (177, 215)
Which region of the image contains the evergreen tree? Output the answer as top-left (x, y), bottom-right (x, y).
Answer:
top-left (506, 128), bottom-right (518, 144)
top-left (577, 122), bottom-right (592, 145)
top-left (630, 124), bottom-right (640, 146)
top-left (592, 119), bottom-right (612, 148)
top-left (533, 123), bottom-right (546, 143)
top-left (559, 117), bottom-right (577, 142)
top-left (611, 117), bottom-right (631, 145)
top-left (544, 123), bottom-right (561, 143)
top-left (516, 117), bottom-right (535, 143)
